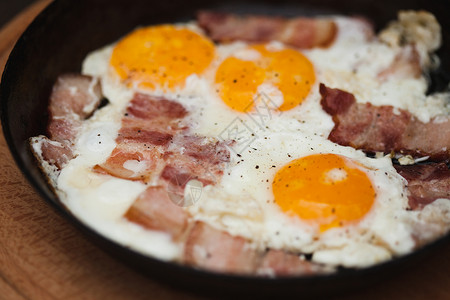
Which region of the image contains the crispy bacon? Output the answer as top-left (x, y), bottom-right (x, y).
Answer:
top-left (197, 11), bottom-right (337, 49)
top-left (395, 163), bottom-right (450, 210)
top-left (183, 221), bottom-right (259, 274)
top-left (125, 186), bottom-right (189, 238)
top-left (319, 84), bottom-right (450, 161)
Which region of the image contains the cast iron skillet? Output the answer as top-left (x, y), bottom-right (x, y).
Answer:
top-left (1, 0), bottom-right (449, 298)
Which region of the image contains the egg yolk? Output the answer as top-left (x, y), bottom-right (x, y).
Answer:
top-left (111, 25), bottom-right (215, 90)
top-left (215, 44), bottom-right (315, 112)
top-left (272, 154), bottom-right (376, 232)
top-left (215, 57), bottom-right (266, 111)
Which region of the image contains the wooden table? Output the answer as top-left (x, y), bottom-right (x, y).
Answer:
top-left (1, 1), bottom-right (450, 299)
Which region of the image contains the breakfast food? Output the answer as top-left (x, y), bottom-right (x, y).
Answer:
top-left (30, 10), bottom-right (450, 276)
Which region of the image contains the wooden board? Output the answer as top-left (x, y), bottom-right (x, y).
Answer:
top-left (0, 1), bottom-right (450, 299)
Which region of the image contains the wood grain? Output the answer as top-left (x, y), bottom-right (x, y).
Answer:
top-left (1, 1), bottom-right (450, 299)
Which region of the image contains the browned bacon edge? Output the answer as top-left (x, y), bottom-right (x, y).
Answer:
top-left (30, 74), bottom-right (103, 170)
top-left (319, 83), bottom-right (450, 162)
top-left (197, 10), bottom-right (338, 49)
top-left (394, 163), bottom-right (450, 210)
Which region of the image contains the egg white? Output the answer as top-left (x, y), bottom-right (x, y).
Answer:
top-left (51, 20), bottom-right (450, 268)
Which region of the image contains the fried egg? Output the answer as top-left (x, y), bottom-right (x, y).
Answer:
top-left (52, 15), bottom-right (450, 269)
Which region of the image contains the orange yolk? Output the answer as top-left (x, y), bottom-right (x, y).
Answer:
top-left (215, 44), bottom-right (315, 112)
top-left (110, 25), bottom-right (215, 90)
top-left (215, 57), bottom-right (266, 111)
top-left (272, 154), bottom-right (376, 232)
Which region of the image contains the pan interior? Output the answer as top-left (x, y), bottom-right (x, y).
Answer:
top-left (1, 0), bottom-right (449, 296)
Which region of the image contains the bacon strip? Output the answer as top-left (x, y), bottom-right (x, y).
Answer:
top-left (394, 163), bottom-right (450, 210)
top-left (183, 221), bottom-right (259, 274)
top-left (197, 11), bottom-right (337, 49)
top-left (127, 93), bottom-right (188, 120)
top-left (160, 165), bottom-right (213, 188)
top-left (125, 186), bottom-right (189, 238)
top-left (31, 136), bottom-right (73, 170)
top-left (97, 93), bottom-right (231, 236)
top-left (96, 93), bottom-right (231, 183)
top-left (47, 118), bottom-right (80, 146)
top-left (105, 93), bottom-right (333, 275)
top-left (173, 135), bottom-right (231, 164)
top-left (94, 145), bottom-right (164, 181)
top-left (182, 222), bottom-right (331, 275)
top-left (31, 74), bottom-right (103, 171)
top-left (48, 74), bottom-right (102, 143)
top-left (96, 93), bottom-right (331, 275)
top-left (117, 128), bottom-right (173, 146)
top-left (319, 84), bottom-right (450, 161)
top-left (257, 249), bottom-right (324, 277)
top-left (95, 94), bottom-right (187, 180)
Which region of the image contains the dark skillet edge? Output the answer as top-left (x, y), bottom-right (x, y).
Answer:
top-left (1, 0), bottom-right (450, 298)
top-left (0, 3), bottom-right (53, 199)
